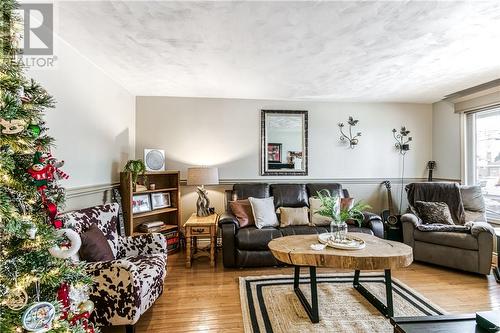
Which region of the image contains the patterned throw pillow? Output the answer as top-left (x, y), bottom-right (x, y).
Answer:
top-left (279, 207), bottom-right (310, 227)
top-left (229, 199), bottom-right (255, 228)
top-left (415, 201), bottom-right (455, 225)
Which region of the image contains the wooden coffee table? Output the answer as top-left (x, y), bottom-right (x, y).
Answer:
top-left (269, 233), bottom-right (413, 323)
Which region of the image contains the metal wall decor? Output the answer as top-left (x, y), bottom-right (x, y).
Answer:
top-left (338, 116), bottom-right (361, 149)
top-left (392, 126), bottom-right (412, 154)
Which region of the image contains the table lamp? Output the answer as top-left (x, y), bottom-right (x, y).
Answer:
top-left (187, 167), bottom-right (219, 216)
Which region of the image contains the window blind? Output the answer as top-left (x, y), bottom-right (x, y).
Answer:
top-left (443, 79), bottom-right (500, 114)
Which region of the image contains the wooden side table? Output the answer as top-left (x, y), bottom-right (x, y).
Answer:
top-left (183, 213), bottom-right (219, 268)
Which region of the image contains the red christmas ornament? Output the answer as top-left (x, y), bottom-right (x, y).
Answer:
top-left (46, 202), bottom-right (58, 219)
top-left (52, 219), bottom-right (63, 229)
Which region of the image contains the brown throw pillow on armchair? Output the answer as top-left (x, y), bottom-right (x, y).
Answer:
top-left (229, 199), bottom-right (255, 228)
top-left (415, 201), bottom-right (455, 225)
top-left (79, 224), bottom-right (115, 262)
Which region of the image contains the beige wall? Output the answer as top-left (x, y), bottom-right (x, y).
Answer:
top-left (136, 97), bottom-right (433, 221)
top-left (431, 101), bottom-right (462, 181)
top-left (27, 36), bottom-right (135, 210)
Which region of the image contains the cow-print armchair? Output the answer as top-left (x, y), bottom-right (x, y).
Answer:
top-left (64, 203), bottom-right (167, 331)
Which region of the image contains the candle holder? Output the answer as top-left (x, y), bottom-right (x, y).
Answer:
top-left (392, 126), bottom-right (412, 155)
top-left (338, 116), bottom-right (362, 149)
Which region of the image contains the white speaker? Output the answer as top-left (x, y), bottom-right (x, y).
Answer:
top-left (144, 149), bottom-right (165, 171)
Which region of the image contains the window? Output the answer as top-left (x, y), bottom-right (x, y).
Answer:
top-left (466, 108), bottom-right (500, 222)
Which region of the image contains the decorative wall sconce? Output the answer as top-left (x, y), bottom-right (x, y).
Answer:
top-left (392, 126), bottom-right (412, 154)
top-left (338, 116), bottom-right (361, 149)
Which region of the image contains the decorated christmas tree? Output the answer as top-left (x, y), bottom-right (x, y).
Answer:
top-left (1, 1), bottom-right (96, 332)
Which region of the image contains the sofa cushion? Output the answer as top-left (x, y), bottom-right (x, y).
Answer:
top-left (464, 210), bottom-right (486, 223)
top-left (249, 197), bottom-right (279, 228)
top-left (460, 185), bottom-right (485, 212)
top-left (309, 197), bottom-right (334, 226)
top-left (279, 207), bottom-right (310, 227)
top-left (271, 184), bottom-right (308, 208)
top-left (415, 201), bottom-right (455, 225)
top-left (79, 224), bottom-right (115, 262)
top-left (280, 225), bottom-right (329, 236)
top-left (233, 183), bottom-right (269, 199)
top-left (307, 183), bottom-right (345, 198)
top-left (414, 230), bottom-right (478, 250)
top-left (348, 226), bottom-right (374, 235)
top-left (229, 199), bottom-right (255, 227)
top-left (236, 227), bottom-right (281, 251)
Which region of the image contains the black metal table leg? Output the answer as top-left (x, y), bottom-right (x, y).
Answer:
top-left (293, 266), bottom-right (319, 323)
top-left (353, 269), bottom-right (394, 318)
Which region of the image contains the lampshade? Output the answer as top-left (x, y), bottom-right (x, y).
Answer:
top-left (187, 167), bottom-right (219, 186)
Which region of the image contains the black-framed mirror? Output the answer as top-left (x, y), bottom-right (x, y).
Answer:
top-left (261, 110), bottom-right (308, 176)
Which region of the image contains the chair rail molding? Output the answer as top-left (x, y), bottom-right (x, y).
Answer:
top-left (65, 183), bottom-right (119, 211)
top-left (180, 177), bottom-right (428, 186)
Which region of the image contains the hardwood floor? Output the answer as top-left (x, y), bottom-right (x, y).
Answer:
top-left (106, 251), bottom-right (499, 333)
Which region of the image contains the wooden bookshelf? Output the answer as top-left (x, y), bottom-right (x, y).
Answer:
top-left (120, 170), bottom-right (181, 236)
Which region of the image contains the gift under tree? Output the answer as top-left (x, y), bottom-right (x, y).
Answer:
top-left (0, 1), bottom-right (96, 332)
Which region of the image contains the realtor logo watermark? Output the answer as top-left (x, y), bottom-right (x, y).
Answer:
top-left (16, 2), bottom-right (57, 69)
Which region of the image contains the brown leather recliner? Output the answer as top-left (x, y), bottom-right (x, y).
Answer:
top-left (401, 182), bottom-right (494, 275)
top-left (219, 183), bottom-right (384, 268)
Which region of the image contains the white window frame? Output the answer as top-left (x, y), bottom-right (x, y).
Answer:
top-left (464, 108), bottom-right (500, 224)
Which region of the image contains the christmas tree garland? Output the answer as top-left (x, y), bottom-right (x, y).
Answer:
top-left (0, 1), bottom-right (97, 332)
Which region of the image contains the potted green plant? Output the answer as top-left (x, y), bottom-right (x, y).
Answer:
top-left (124, 159), bottom-right (147, 191)
top-left (315, 189), bottom-right (371, 241)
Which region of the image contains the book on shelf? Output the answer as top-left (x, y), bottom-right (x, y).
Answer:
top-left (167, 237), bottom-right (179, 246)
top-left (138, 221), bottom-right (165, 233)
top-left (162, 230), bottom-right (178, 238)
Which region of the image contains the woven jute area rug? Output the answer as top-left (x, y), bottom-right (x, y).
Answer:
top-left (240, 273), bottom-right (445, 333)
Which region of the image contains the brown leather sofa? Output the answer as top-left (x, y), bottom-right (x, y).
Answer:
top-left (219, 183), bottom-right (384, 268)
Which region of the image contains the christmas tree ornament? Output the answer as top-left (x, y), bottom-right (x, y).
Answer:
top-left (27, 123), bottom-right (41, 137)
top-left (78, 300), bottom-right (95, 314)
top-left (46, 202), bottom-right (58, 219)
top-left (48, 229), bottom-right (81, 259)
top-left (45, 201), bottom-right (63, 229)
top-left (46, 153), bottom-right (69, 180)
top-left (52, 219), bottom-right (63, 229)
top-left (28, 163), bottom-right (51, 193)
top-left (3, 287), bottom-right (28, 310)
top-left (0, 118), bottom-right (26, 134)
top-left (69, 283), bottom-right (90, 312)
top-left (16, 86), bottom-right (31, 104)
top-left (27, 224), bottom-right (38, 239)
top-left (22, 302), bottom-right (55, 332)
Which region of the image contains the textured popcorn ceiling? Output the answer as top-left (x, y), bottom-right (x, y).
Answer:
top-left (57, 1), bottom-right (500, 102)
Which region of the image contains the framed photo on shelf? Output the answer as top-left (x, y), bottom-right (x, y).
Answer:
top-left (267, 143), bottom-right (282, 162)
top-left (151, 192), bottom-right (171, 209)
top-left (132, 194), bottom-right (152, 214)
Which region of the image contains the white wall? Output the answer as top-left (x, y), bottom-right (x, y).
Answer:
top-left (432, 101), bottom-right (461, 181)
top-left (136, 97), bottom-right (433, 221)
top-left (27, 37), bottom-right (135, 210)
